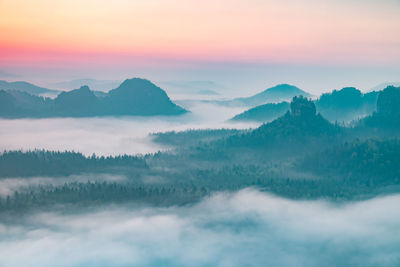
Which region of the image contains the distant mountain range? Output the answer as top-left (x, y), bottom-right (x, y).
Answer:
top-left (0, 78), bottom-right (187, 118)
top-left (370, 82), bottom-right (400, 92)
top-left (316, 87), bottom-right (378, 122)
top-left (233, 84), bottom-right (311, 106)
top-left (231, 87), bottom-right (379, 123)
top-left (230, 102), bottom-right (289, 122)
top-left (220, 87), bottom-right (400, 161)
top-left (208, 84), bottom-right (311, 107)
top-left (0, 80), bottom-right (58, 96)
top-left (223, 96), bottom-right (343, 157)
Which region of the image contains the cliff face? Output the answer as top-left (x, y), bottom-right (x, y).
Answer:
top-left (361, 86), bottom-right (400, 131)
top-left (377, 86), bottom-right (400, 117)
top-left (290, 95), bottom-right (316, 119)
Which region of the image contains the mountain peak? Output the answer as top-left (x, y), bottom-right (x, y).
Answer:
top-left (78, 85), bottom-right (90, 91)
top-left (105, 78), bottom-right (187, 116)
top-left (55, 85), bottom-right (97, 105)
top-left (109, 78), bottom-right (165, 97)
top-left (233, 84), bottom-right (312, 107)
top-left (290, 96), bottom-right (316, 118)
top-left (266, 84), bottom-right (301, 92)
top-left (361, 86), bottom-right (400, 130)
top-left (377, 86), bottom-right (400, 117)
top-left (340, 86), bottom-right (359, 92)
top-left (118, 78), bottom-right (155, 89)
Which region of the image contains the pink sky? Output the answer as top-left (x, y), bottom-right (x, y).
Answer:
top-left (1, 0), bottom-right (400, 68)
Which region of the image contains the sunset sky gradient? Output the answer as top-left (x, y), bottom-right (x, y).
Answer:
top-left (0, 0), bottom-right (399, 93)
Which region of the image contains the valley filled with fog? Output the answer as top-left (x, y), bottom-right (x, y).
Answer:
top-left (0, 102), bottom-right (257, 156)
top-left (0, 100), bottom-right (257, 199)
top-left (2, 0), bottom-right (400, 265)
top-left (1, 79), bottom-right (400, 267)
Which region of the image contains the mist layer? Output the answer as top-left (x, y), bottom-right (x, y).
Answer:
top-left (0, 189), bottom-right (399, 267)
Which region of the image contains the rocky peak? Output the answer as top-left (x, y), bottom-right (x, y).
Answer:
top-left (377, 86), bottom-right (400, 117)
top-left (290, 95), bottom-right (316, 118)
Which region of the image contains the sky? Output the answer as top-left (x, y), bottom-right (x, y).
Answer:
top-left (0, 0), bottom-right (400, 94)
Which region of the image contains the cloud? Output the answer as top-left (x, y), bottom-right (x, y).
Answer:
top-left (0, 189), bottom-right (399, 266)
top-left (0, 104), bottom-right (257, 156)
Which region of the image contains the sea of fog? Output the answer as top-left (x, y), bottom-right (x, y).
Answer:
top-left (2, 100), bottom-right (398, 267)
top-left (0, 103), bottom-right (259, 156)
top-left (0, 189), bottom-right (399, 267)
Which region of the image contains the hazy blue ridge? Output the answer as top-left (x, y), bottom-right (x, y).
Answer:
top-left (0, 78), bottom-right (188, 118)
top-left (230, 87), bottom-right (379, 123)
top-left (230, 101), bottom-right (290, 122)
top-left (234, 84), bottom-right (311, 106)
top-left (316, 87), bottom-right (379, 122)
top-left (0, 80), bottom-right (58, 95)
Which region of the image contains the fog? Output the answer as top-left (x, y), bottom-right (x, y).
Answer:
top-left (0, 103), bottom-right (258, 156)
top-left (0, 189), bottom-right (399, 267)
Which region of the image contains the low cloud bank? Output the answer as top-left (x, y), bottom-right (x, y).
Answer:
top-left (0, 189), bottom-right (399, 266)
top-left (0, 103), bottom-right (257, 156)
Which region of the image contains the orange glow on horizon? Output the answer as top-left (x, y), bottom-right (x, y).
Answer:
top-left (1, 0), bottom-right (400, 67)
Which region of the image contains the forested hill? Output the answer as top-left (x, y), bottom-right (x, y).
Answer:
top-left (298, 138), bottom-right (400, 185)
top-left (1, 137), bottom-right (400, 211)
top-left (230, 102), bottom-right (289, 122)
top-left (0, 150), bottom-right (147, 177)
top-left (151, 128), bottom-right (246, 147)
top-left (230, 87), bottom-right (379, 123)
top-left (361, 85), bottom-right (400, 131)
top-left (102, 78), bottom-right (187, 115)
top-left (316, 87), bottom-right (378, 122)
top-left (224, 96), bottom-right (343, 151)
top-left (0, 78), bottom-right (187, 118)
top-left (205, 84), bottom-right (311, 107)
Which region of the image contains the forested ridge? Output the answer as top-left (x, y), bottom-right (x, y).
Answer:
top-left (0, 150), bottom-right (147, 177)
top-left (231, 86), bottom-right (379, 123)
top-left (0, 78), bottom-right (187, 118)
